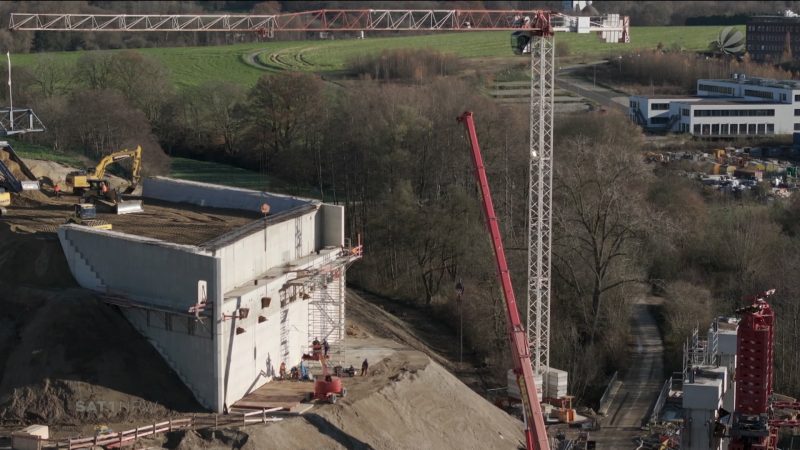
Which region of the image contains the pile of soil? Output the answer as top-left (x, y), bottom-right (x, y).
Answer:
top-left (0, 286), bottom-right (201, 427)
top-left (0, 223), bottom-right (73, 287)
top-left (0, 223), bottom-right (200, 429)
top-left (160, 353), bottom-right (524, 450)
top-left (0, 149), bottom-right (26, 180)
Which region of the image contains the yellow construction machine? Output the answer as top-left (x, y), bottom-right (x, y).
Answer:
top-left (65, 203), bottom-right (112, 230)
top-left (66, 146), bottom-right (143, 214)
top-left (0, 187), bottom-right (9, 216)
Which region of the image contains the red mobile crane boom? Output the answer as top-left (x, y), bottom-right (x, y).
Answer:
top-left (458, 111), bottom-right (549, 450)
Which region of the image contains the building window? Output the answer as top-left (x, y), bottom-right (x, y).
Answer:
top-left (693, 124), bottom-right (701, 134)
top-left (694, 109), bottom-right (774, 117)
top-left (712, 124), bottom-right (720, 135)
top-left (748, 124), bottom-right (757, 135)
top-left (795, 94), bottom-right (800, 101)
top-left (651, 103), bottom-right (670, 110)
top-left (794, 123), bottom-right (800, 131)
top-left (650, 117), bottom-right (669, 124)
top-left (768, 124), bottom-right (775, 134)
top-left (702, 124), bottom-right (711, 135)
top-left (721, 124), bottom-right (729, 135)
top-left (698, 83), bottom-right (734, 95)
top-left (630, 100), bottom-right (638, 109)
top-left (744, 89), bottom-right (774, 100)
top-left (757, 124), bottom-right (766, 134)
top-left (682, 108), bottom-right (690, 116)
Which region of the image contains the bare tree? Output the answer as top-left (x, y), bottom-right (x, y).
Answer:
top-left (552, 119), bottom-right (651, 344)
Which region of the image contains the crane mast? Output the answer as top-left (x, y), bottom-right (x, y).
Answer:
top-left (458, 111), bottom-right (549, 450)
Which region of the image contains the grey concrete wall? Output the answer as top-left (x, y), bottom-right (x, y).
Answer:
top-left (143, 177), bottom-right (314, 214)
top-left (59, 225), bottom-right (222, 412)
top-left (123, 308), bottom-right (216, 409)
top-left (58, 225), bottom-right (216, 310)
top-left (320, 204), bottom-right (344, 248)
top-left (214, 210), bottom-right (318, 294)
top-left (219, 277), bottom-right (311, 407)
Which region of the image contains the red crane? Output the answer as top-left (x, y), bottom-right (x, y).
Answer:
top-left (458, 111), bottom-right (549, 450)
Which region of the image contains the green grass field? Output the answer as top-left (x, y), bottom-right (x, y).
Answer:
top-left (12, 25), bottom-right (740, 89)
top-left (169, 157), bottom-right (320, 198)
top-left (8, 139), bottom-right (86, 167)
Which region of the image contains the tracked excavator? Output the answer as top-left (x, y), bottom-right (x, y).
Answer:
top-left (66, 146), bottom-right (143, 214)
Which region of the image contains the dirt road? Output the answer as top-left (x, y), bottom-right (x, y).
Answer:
top-left (594, 297), bottom-right (664, 449)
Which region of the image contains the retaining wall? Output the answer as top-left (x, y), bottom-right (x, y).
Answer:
top-left (143, 177), bottom-right (312, 214)
top-left (58, 225), bottom-right (216, 310)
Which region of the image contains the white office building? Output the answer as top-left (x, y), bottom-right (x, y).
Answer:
top-left (629, 75), bottom-right (800, 137)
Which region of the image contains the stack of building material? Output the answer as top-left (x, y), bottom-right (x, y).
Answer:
top-left (546, 368), bottom-right (568, 398)
top-left (507, 369), bottom-right (543, 401)
top-left (11, 424), bottom-right (49, 450)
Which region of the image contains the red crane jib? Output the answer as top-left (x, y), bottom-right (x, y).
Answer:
top-left (457, 111), bottom-right (549, 450)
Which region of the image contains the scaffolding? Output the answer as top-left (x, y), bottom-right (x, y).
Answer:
top-left (282, 239), bottom-right (362, 369)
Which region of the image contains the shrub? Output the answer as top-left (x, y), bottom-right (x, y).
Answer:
top-left (346, 48), bottom-right (463, 82)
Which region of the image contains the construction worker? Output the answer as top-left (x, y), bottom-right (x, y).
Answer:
top-left (53, 183), bottom-right (61, 198)
top-left (312, 337), bottom-right (322, 359)
top-left (279, 362), bottom-right (286, 380)
top-left (323, 339), bottom-right (330, 357)
top-left (101, 181), bottom-right (108, 194)
top-left (361, 358), bottom-right (369, 376)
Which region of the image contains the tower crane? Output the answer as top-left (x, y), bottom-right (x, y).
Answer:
top-left (9, 9), bottom-right (630, 450)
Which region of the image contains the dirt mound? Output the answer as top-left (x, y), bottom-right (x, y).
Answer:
top-left (0, 287), bottom-right (201, 427)
top-left (24, 159), bottom-right (77, 186)
top-left (166, 353), bottom-right (524, 450)
top-left (0, 223), bottom-right (74, 287)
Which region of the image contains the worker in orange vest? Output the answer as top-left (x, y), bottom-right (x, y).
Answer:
top-left (53, 183), bottom-right (61, 198)
top-left (101, 182), bottom-right (108, 194)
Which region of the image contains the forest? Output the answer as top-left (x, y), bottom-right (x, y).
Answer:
top-left (4, 42), bottom-right (800, 405)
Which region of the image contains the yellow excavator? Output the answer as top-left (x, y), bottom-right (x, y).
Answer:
top-left (66, 146), bottom-right (143, 214)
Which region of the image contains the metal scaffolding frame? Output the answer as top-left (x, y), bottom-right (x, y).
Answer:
top-left (527, 35), bottom-right (554, 376)
top-left (281, 244), bottom-right (362, 369)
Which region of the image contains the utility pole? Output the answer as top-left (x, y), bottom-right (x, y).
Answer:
top-left (456, 279), bottom-right (464, 364)
top-left (6, 52), bottom-right (13, 132)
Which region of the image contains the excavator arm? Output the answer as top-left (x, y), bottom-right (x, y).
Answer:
top-left (458, 112), bottom-right (549, 450)
top-left (93, 146), bottom-right (142, 191)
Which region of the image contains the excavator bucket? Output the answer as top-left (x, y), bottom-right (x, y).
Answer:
top-left (115, 199), bottom-right (143, 215)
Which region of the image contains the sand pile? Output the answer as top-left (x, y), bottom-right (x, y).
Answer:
top-left (0, 149), bottom-right (27, 181)
top-left (164, 353), bottom-right (525, 450)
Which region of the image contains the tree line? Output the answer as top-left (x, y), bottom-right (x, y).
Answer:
top-left (10, 45), bottom-right (800, 403)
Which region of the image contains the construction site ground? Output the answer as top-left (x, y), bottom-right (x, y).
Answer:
top-left (4, 190), bottom-right (260, 246)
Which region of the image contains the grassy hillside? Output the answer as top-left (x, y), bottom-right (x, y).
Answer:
top-left (170, 157), bottom-right (319, 198)
top-left (12, 25), bottom-right (738, 89)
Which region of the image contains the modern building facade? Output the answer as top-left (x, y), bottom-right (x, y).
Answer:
top-left (746, 14), bottom-right (800, 62)
top-left (629, 76), bottom-right (800, 137)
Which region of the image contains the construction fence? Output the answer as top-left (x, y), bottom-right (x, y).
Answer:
top-left (12, 408), bottom-right (283, 450)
